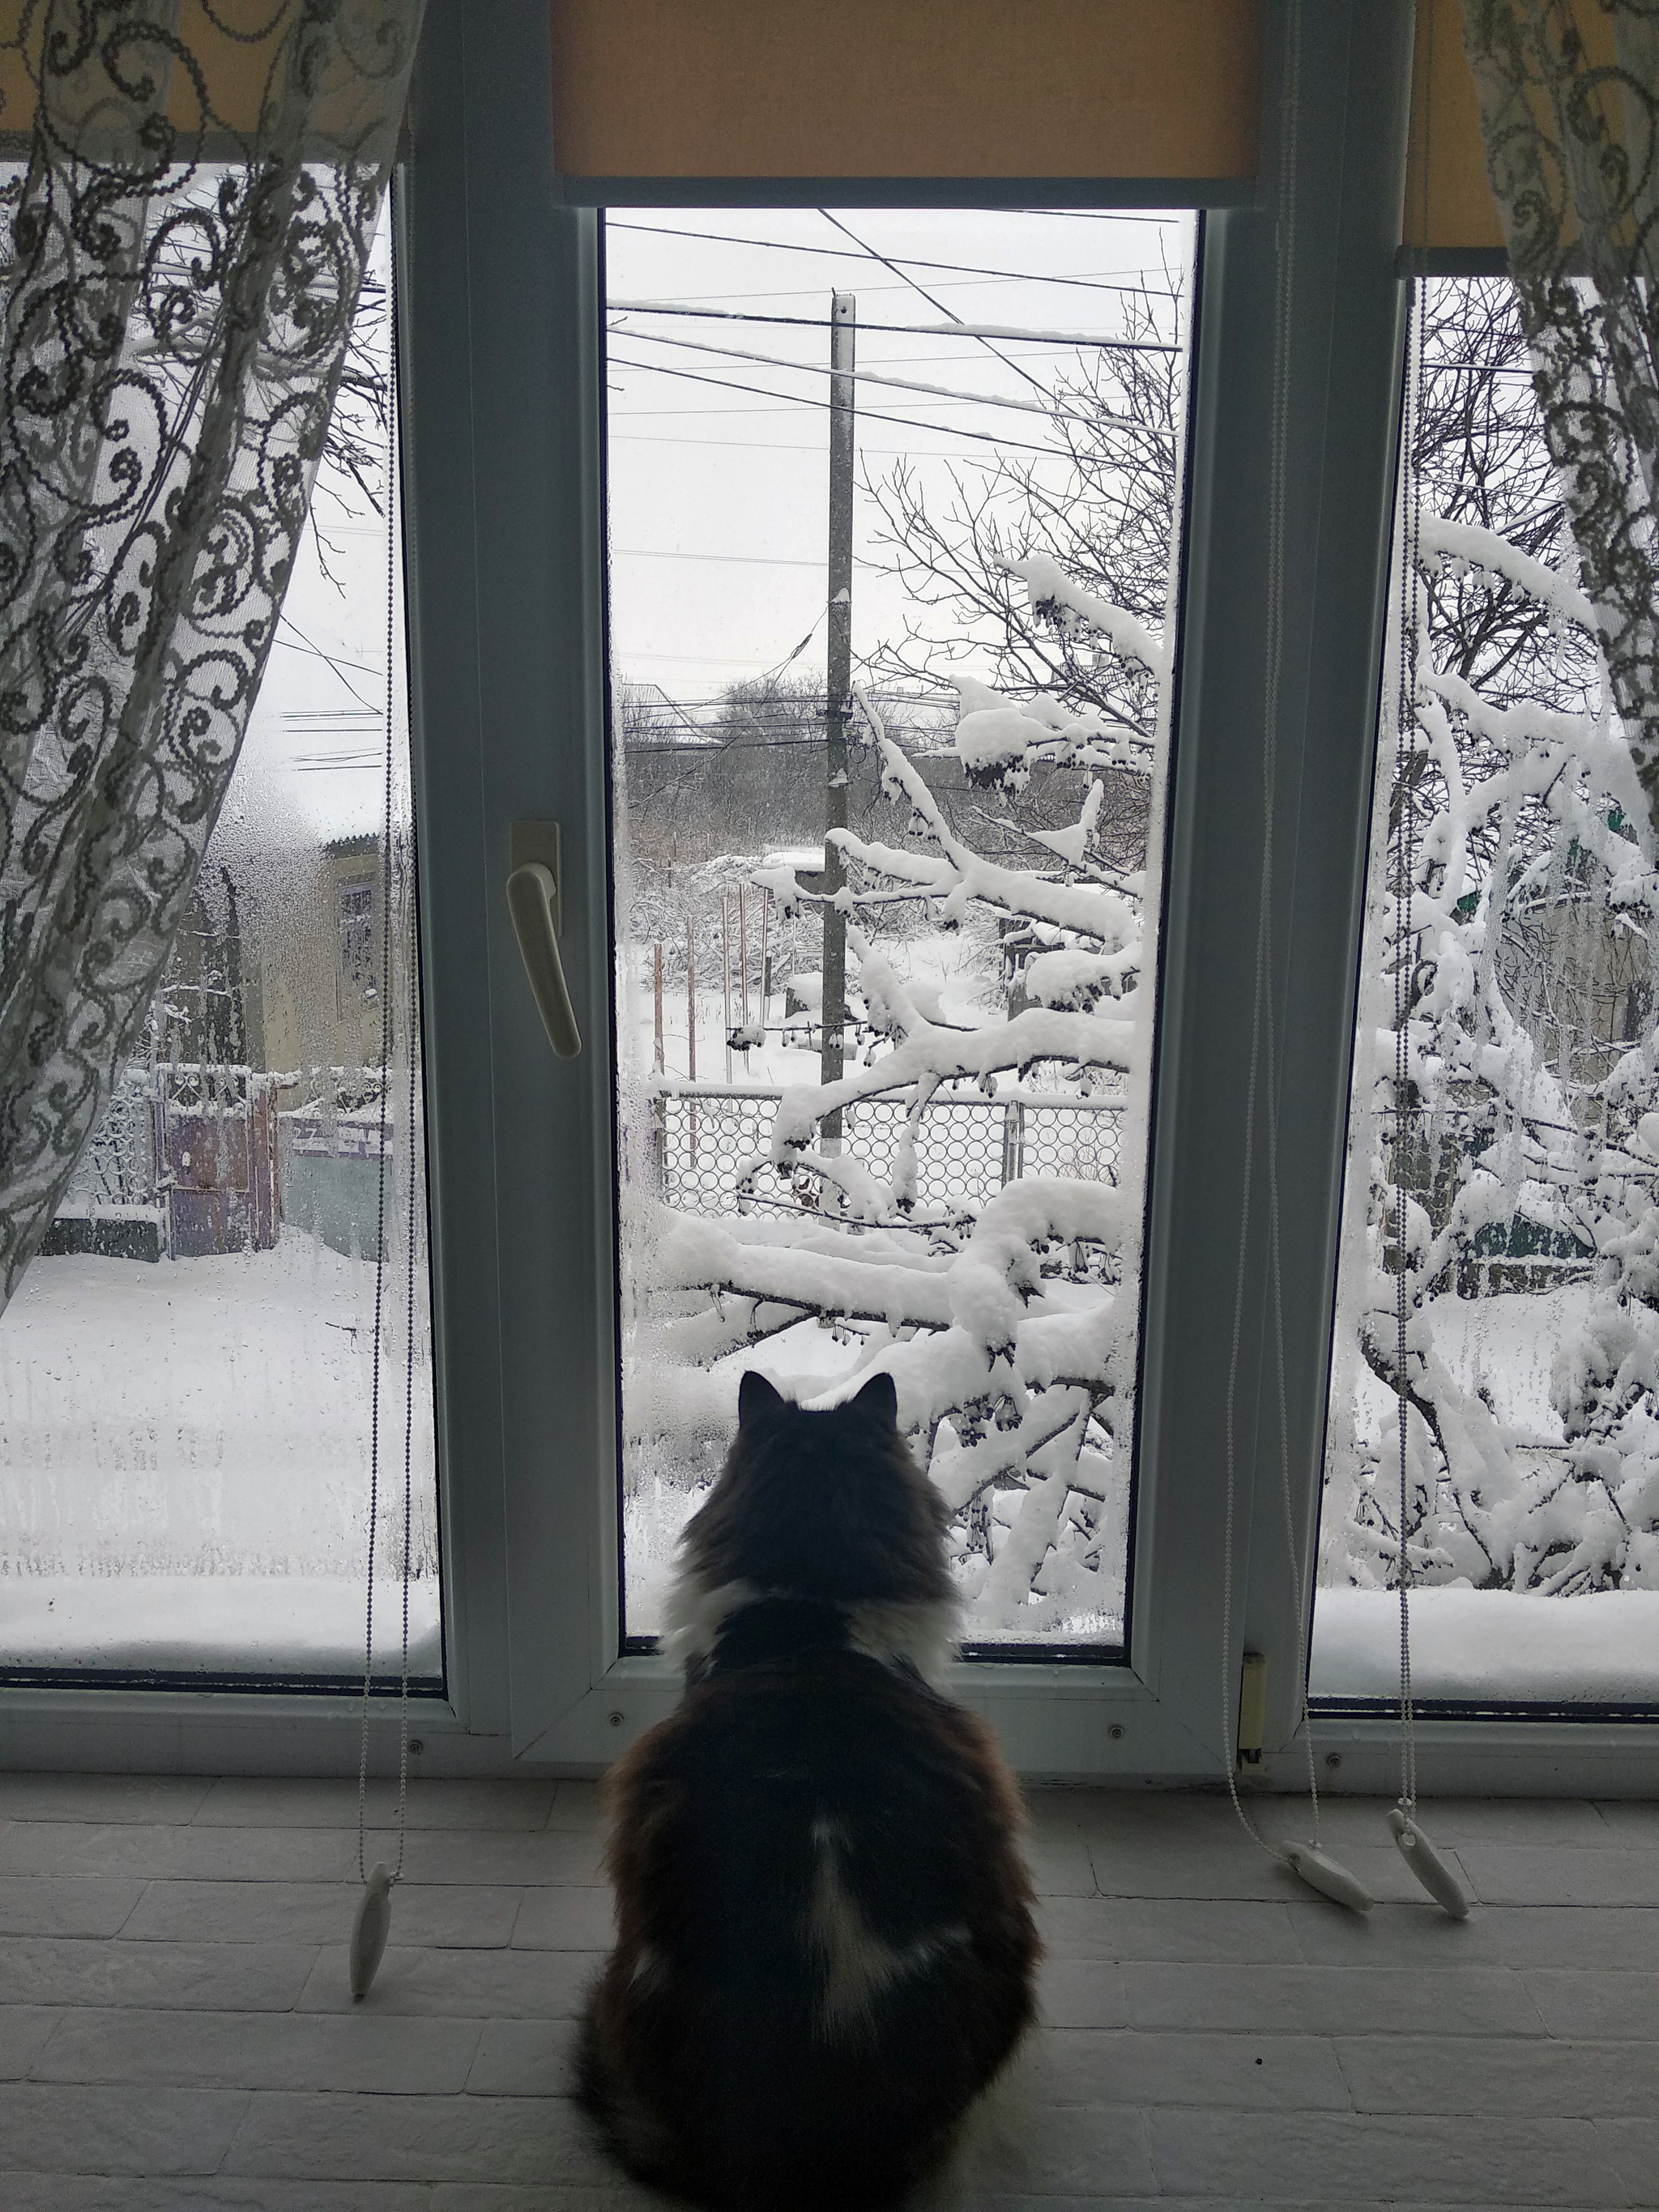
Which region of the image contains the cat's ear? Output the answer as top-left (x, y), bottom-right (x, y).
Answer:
top-left (852, 1371), bottom-right (898, 1427)
top-left (738, 1370), bottom-right (785, 1429)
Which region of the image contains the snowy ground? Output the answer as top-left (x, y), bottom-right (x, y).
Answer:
top-left (0, 1233), bottom-right (440, 1677)
top-left (1313, 1587), bottom-right (1659, 1703)
top-left (0, 1575), bottom-right (440, 1677)
top-left (1316, 1281), bottom-right (1659, 1700)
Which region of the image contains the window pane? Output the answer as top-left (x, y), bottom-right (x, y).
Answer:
top-left (606, 209), bottom-right (1196, 1651)
top-left (1313, 278), bottom-right (1659, 1707)
top-left (0, 222), bottom-right (440, 1686)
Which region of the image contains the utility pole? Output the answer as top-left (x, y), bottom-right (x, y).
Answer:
top-left (821, 291), bottom-right (855, 1147)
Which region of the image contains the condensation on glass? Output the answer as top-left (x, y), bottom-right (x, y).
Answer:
top-left (605, 208), bottom-right (1196, 1649)
top-left (0, 222), bottom-right (441, 1685)
top-left (1312, 277), bottom-right (1659, 1708)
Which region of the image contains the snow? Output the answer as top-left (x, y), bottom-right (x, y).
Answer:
top-left (1419, 514), bottom-right (1597, 636)
top-left (1312, 1586), bottom-right (1659, 1703)
top-left (0, 1233), bottom-right (440, 1677)
top-left (1001, 555), bottom-right (1166, 676)
top-left (955, 703), bottom-right (1047, 782)
top-left (0, 1576), bottom-right (440, 1676)
top-left (614, 545), bottom-right (1170, 1649)
top-left (1028, 780), bottom-right (1105, 867)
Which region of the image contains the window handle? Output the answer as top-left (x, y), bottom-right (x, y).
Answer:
top-left (506, 822), bottom-right (581, 1059)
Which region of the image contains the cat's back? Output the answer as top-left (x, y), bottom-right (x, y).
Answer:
top-left (608, 1618), bottom-right (1033, 1997)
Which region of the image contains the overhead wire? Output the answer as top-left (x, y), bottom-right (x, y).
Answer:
top-left (607, 298), bottom-right (1179, 352)
top-left (817, 208), bottom-right (1052, 403)
top-left (614, 546), bottom-right (842, 569)
top-left (275, 617), bottom-right (382, 706)
top-left (603, 217), bottom-right (1183, 299)
top-left (610, 324), bottom-right (1164, 436)
top-left (1026, 208), bottom-right (1183, 220)
top-left (609, 430), bottom-right (1101, 458)
top-left (604, 349), bottom-right (1082, 457)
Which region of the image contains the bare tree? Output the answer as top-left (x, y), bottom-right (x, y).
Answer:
top-left (864, 276), bottom-right (1182, 754)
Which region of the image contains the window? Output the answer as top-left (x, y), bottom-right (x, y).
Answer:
top-left (380, 4), bottom-right (1422, 1778)
top-left (36, 7), bottom-right (1655, 1794)
top-left (338, 872), bottom-right (379, 1006)
top-left (1312, 277), bottom-right (1659, 1716)
top-left (604, 208), bottom-right (1197, 1658)
top-left (0, 211), bottom-right (441, 1694)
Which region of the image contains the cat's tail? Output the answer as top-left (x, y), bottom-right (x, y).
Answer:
top-left (574, 1990), bottom-right (712, 2203)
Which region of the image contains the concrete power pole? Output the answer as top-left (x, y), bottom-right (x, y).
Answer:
top-left (821, 291), bottom-right (855, 1146)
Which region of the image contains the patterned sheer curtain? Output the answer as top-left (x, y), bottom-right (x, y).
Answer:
top-left (1460, 0), bottom-right (1659, 850)
top-left (0, 0), bottom-right (422, 1307)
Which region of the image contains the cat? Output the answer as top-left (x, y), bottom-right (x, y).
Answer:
top-left (577, 1368), bottom-right (1038, 2212)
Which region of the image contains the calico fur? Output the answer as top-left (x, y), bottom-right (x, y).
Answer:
top-left (578, 1370), bottom-right (1039, 2211)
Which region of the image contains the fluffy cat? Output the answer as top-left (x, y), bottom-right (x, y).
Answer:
top-left (578, 1369), bottom-right (1038, 2211)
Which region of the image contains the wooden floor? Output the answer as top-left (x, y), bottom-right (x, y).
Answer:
top-left (0, 1772), bottom-right (1656, 2208)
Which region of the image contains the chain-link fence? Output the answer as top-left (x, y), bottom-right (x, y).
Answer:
top-left (652, 1085), bottom-right (1127, 1219)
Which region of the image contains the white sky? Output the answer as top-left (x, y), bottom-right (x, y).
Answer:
top-left (604, 207), bottom-right (1192, 714)
top-left (226, 206), bottom-right (1194, 852)
top-left (222, 218), bottom-right (399, 859)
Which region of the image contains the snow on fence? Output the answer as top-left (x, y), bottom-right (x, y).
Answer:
top-left (54, 1062), bottom-right (399, 1262)
top-left (651, 1082), bottom-right (1124, 1219)
top-left (53, 1062), bottom-right (280, 1261)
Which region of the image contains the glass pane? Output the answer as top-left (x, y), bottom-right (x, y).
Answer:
top-left (0, 219), bottom-right (440, 1686)
top-left (1313, 278), bottom-right (1659, 1708)
top-left (607, 209), bottom-right (1196, 1651)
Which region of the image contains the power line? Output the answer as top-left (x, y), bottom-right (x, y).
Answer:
top-left (614, 324), bottom-right (1141, 426)
top-left (608, 299), bottom-right (1179, 352)
top-left (609, 430), bottom-right (1080, 458)
top-left (619, 647), bottom-right (831, 667)
top-left (606, 350), bottom-right (1115, 457)
top-left (603, 219), bottom-right (1181, 299)
top-left (817, 208), bottom-right (1051, 403)
top-left (605, 268), bottom-right (1158, 308)
top-left (1027, 207), bottom-right (1185, 222)
top-left (273, 620), bottom-right (382, 709)
top-left (616, 545), bottom-right (872, 570)
top-left (623, 735), bottom-right (830, 752)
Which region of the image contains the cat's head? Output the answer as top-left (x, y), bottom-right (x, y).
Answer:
top-left (680, 1370), bottom-right (952, 1609)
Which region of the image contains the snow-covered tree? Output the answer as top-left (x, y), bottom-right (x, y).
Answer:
top-left (631, 650), bottom-right (1168, 1638)
top-left (1323, 283), bottom-right (1659, 1599)
top-left (625, 270), bottom-right (1659, 1635)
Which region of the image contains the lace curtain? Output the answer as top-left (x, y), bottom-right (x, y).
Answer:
top-left (1460, 0), bottom-right (1659, 850)
top-left (0, 0), bottom-right (422, 1307)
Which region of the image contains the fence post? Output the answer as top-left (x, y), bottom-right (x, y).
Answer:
top-left (686, 920), bottom-right (697, 1167)
top-left (1000, 1098), bottom-right (1026, 1186)
top-left (722, 892), bottom-right (733, 1083)
top-left (758, 887), bottom-right (770, 1033)
top-left (651, 1092), bottom-right (668, 1192)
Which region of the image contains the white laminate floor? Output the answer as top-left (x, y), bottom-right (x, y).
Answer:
top-left (0, 1772), bottom-right (1656, 2208)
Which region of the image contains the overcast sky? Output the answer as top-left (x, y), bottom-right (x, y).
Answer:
top-left (604, 207), bottom-right (1192, 714)
top-left (226, 206), bottom-right (1194, 858)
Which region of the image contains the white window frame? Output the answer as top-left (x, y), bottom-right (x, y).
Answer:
top-left (7, 0), bottom-right (1657, 1792)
